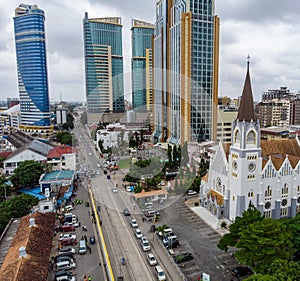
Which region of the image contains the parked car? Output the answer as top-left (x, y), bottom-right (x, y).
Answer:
top-left (59, 234), bottom-right (76, 241)
top-left (231, 266), bottom-right (254, 278)
top-left (130, 219), bottom-right (138, 228)
top-left (55, 270), bottom-right (76, 281)
top-left (163, 235), bottom-right (177, 245)
top-left (174, 252), bottom-right (193, 263)
top-left (54, 253), bottom-right (75, 263)
top-left (62, 205), bottom-right (73, 212)
top-left (58, 247), bottom-right (76, 255)
top-left (163, 236), bottom-right (180, 249)
top-left (56, 255), bottom-right (74, 264)
top-left (135, 228), bottom-right (143, 239)
top-left (147, 253), bottom-right (157, 266)
top-left (61, 224), bottom-right (76, 232)
top-left (123, 208), bottom-right (130, 216)
top-left (60, 238), bottom-right (77, 246)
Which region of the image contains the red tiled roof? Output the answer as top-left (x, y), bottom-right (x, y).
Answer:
top-left (47, 145), bottom-right (78, 158)
top-left (0, 151), bottom-right (13, 158)
top-left (0, 212), bottom-right (55, 281)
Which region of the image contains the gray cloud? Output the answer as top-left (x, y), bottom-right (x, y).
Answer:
top-left (0, 0), bottom-right (300, 102)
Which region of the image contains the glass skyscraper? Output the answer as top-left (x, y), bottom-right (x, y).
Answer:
top-left (131, 20), bottom-right (154, 111)
top-left (13, 4), bottom-right (51, 133)
top-left (154, 0), bottom-right (219, 144)
top-left (83, 14), bottom-right (124, 123)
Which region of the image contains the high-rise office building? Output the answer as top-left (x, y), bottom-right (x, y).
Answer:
top-left (13, 4), bottom-right (52, 135)
top-left (131, 19), bottom-right (154, 111)
top-left (83, 13), bottom-right (124, 124)
top-left (153, 0), bottom-right (220, 144)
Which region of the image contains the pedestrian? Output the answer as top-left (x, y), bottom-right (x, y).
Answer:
top-left (84, 235), bottom-right (87, 242)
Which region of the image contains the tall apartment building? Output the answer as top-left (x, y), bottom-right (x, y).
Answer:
top-left (153, 0), bottom-right (220, 145)
top-left (257, 99), bottom-right (290, 128)
top-left (216, 106), bottom-right (238, 143)
top-left (83, 14), bottom-right (124, 124)
top-left (131, 20), bottom-right (154, 112)
top-left (256, 87), bottom-right (300, 128)
top-left (13, 4), bottom-right (52, 136)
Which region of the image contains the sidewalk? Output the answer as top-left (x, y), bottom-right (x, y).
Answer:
top-left (185, 198), bottom-right (230, 236)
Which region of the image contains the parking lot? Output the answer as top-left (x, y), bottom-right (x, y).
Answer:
top-left (48, 180), bottom-right (103, 281)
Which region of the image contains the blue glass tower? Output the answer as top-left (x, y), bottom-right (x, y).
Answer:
top-left (83, 13), bottom-right (124, 123)
top-left (131, 20), bottom-right (154, 111)
top-left (13, 4), bottom-right (51, 131)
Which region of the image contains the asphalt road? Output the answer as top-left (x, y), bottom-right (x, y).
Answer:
top-left (73, 117), bottom-right (239, 281)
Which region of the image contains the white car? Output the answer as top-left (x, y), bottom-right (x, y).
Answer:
top-left (112, 187), bottom-right (118, 193)
top-left (159, 181), bottom-right (165, 186)
top-left (147, 253), bottom-right (157, 266)
top-left (141, 237), bottom-right (151, 251)
top-left (97, 163), bottom-right (101, 168)
top-left (135, 228), bottom-right (143, 239)
top-left (187, 190), bottom-right (197, 195)
top-left (130, 219), bottom-right (138, 228)
top-left (59, 233), bottom-right (77, 241)
top-left (62, 205), bottom-right (73, 212)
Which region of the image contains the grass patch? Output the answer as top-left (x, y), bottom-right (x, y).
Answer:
top-left (118, 158), bottom-right (131, 169)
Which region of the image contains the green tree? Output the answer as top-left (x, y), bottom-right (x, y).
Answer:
top-left (0, 193), bottom-right (39, 235)
top-left (282, 213), bottom-right (300, 261)
top-left (218, 205), bottom-right (264, 252)
top-left (235, 219), bottom-right (294, 273)
top-left (245, 259), bottom-right (300, 281)
top-left (56, 131), bottom-right (76, 146)
top-left (10, 160), bottom-right (46, 189)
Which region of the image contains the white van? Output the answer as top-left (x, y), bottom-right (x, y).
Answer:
top-left (79, 239), bottom-right (87, 254)
top-left (56, 260), bottom-right (76, 271)
top-left (155, 265), bottom-right (166, 281)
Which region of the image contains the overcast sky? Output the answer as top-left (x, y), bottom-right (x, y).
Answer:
top-left (1, 0), bottom-right (300, 102)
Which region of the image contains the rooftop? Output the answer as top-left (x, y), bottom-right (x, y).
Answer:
top-left (0, 212), bottom-right (55, 281)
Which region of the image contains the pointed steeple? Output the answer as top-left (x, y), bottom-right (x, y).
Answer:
top-left (237, 56), bottom-right (256, 122)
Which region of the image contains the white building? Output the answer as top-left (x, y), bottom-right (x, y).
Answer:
top-left (3, 139), bottom-right (53, 175)
top-left (56, 107), bottom-right (67, 125)
top-left (200, 62), bottom-right (300, 221)
top-left (47, 145), bottom-right (77, 171)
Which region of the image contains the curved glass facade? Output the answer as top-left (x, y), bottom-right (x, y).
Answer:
top-left (13, 4), bottom-right (51, 128)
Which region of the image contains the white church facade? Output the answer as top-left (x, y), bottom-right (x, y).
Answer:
top-left (200, 62), bottom-right (300, 221)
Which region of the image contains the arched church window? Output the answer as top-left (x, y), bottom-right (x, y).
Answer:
top-left (247, 130), bottom-right (256, 145)
top-left (234, 130), bottom-right (241, 144)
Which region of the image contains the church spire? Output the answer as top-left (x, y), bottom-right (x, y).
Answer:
top-left (237, 55), bottom-right (256, 122)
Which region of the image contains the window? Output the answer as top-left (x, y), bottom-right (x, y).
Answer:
top-left (280, 207), bottom-right (288, 217)
top-left (247, 130), bottom-right (256, 145)
top-left (248, 190), bottom-right (254, 197)
top-left (264, 210), bottom-right (271, 218)
top-left (282, 184), bottom-right (288, 198)
top-left (265, 186), bottom-right (272, 200)
top-left (234, 130), bottom-right (240, 144)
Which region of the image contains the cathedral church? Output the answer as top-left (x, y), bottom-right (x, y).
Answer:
top-left (200, 61), bottom-right (300, 221)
